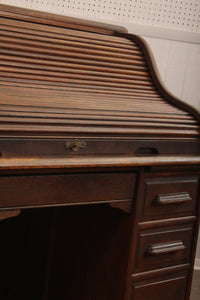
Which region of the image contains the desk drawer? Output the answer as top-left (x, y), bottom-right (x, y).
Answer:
top-left (142, 176), bottom-right (199, 221)
top-left (132, 273), bottom-right (187, 300)
top-left (135, 224), bottom-right (193, 273)
top-left (0, 172), bottom-right (136, 209)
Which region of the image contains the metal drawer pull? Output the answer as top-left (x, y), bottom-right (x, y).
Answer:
top-left (154, 192), bottom-right (192, 205)
top-left (147, 241), bottom-right (185, 256)
top-left (65, 139), bottom-right (87, 152)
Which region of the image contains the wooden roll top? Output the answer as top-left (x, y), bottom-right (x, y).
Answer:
top-left (0, 4), bottom-right (199, 159)
top-left (0, 6), bottom-right (199, 300)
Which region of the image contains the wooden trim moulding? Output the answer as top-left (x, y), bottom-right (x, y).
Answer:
top-left (0, 155), bottom-right (199, 170)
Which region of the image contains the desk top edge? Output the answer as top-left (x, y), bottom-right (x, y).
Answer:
top-left (0, 155), bottom-right (199, 170)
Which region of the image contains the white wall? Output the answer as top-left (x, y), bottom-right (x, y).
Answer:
top-left (143, 37), bottom-right (200, 111)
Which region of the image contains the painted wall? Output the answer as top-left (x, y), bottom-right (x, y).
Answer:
top-left (143, 37), bottom-right (200, 111)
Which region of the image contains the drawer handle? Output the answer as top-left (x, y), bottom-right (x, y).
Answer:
top-left (154, 192), bottom-right (192, 205)
top-left (146, 241), bottom-right (185, 256)
top-left (65, 139), bottom-right (87, 152)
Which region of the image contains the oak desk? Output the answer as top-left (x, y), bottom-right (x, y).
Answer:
top-left (0, 5), bottom-right (199, 300)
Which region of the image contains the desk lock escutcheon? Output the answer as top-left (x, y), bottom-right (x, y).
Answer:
top-left (65, 139), bottom-right (87, 152)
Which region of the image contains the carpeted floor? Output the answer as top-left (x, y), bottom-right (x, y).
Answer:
top-left (190, 270), bottom-right (200, 300)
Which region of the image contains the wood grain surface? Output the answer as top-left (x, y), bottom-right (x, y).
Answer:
top-left (0, 4), bottom-right (199, 139)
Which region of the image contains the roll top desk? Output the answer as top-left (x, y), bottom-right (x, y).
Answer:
top-left (0, 4), bottom-right (199, 300)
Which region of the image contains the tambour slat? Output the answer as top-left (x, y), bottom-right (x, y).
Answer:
top-left (0, 110), bottom-right (196, 124)
top-left (0, 100), bottom-right (182, 115)
top-left (0, 97), bottom-right (180, 114)
top-left (0, 93), bottom-right (174, 111)
top-left (2, 99), bottom-right (186, 113)
top-left (0, 79), bottom-right (164, 99)
top-left (0, 54), bottom-right (149, 77)
top-left (0, 79), bottom-right (163, 101)
top-left (0, 42), bottom-right (146, 66)
top-left (0, 60), bottom-right (151, 83)
top-left (0, 48), bottom-right (147, 71)
top-left (0, 78), bottom-right (163, 98)
top-left (0, 17), bottom-right (136, 47)
top-left (0, 74), bottom-right (160, 96)
top-left (0, 103), bottom-right (193, 121)
top-left (0, 124), bottom-right (198, 137)
top-left (0, 26), bottom-right (141, 55)
top-left (0, 100), bottom-right (186, 116)
top-left (0, 68), bottom-right (154, 90)
top-left (0, 30), bottom-right (143, 59)
top-left (1, 105), bottom-right (194, 120)
top-left (0, 20), bottom-right (138, 53)
top-left (0, 116), bottom-right (196, 130)
top-left (0, 86), bottom-right (188, 115)
top-left (2, 90), bottom-right (161, 104)
top-left (0, 35), bottom-right (144, 62)
top-left (0, 58), bottom-right (151, 82)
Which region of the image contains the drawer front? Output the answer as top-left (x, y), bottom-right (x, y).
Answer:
top-left (0, 172), bottom-right (136, 209)
top-left (132, 274), bottom-right (187, 300)
top-left (0, 139), bottom-right (199, 156)
top-left (142, 176), bottom-right (199, 221)
top-left (135, 224), bottom-right (193, 273)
